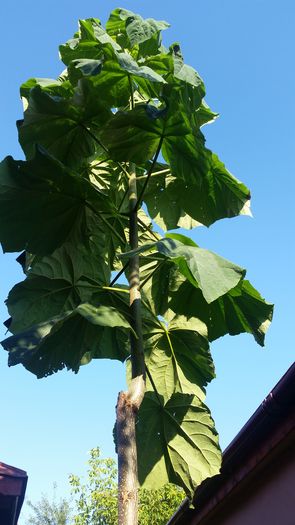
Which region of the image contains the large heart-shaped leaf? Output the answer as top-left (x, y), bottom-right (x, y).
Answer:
top-left (106, 8), bottom-right (169, 50)
top-left (158, 236), bottom-right (245, 303)
top-left (0, 147), bottom-right (114, 255)
top-left (169, 278), bottom-right (274, 346)
top-left (123, 235), bottom-right (245, 303)
top-left (59, 17), bottom-right (122, 66)
top-left (102, 104), bottom-right (251, 226)
top-left (6, 233), bottom-right (111, 333)
top-left (20, 78), bottom-right (74, 101)
top-left (139, 254), bottom-right (273, 346)
top-left (7, 277), bottom-right (81, 334)
top-left (67, 44), bottom-right (166, 108)
top-left (19, 83), bottom-right (111, 169)
top-left (136, 392), bottom-right (221, 496)
top-left (2, 304), bottom-right (132, 377)
top-left (137, 165), bottom-right (202, 230)
top-left (144, 315), bottom-right (214, 402)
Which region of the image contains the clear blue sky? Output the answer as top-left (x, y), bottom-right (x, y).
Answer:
top-left (0, 0), bottom-right (294, 522)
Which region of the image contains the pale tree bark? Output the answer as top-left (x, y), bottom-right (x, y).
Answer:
top-left (116, 166), bottom-right (146, 525)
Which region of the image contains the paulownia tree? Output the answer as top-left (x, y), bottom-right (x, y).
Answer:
top-left (0, 8), bottom-right (273, 525)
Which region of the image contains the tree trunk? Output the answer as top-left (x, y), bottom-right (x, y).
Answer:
top-left (117, 166), bottom-right (145, 525)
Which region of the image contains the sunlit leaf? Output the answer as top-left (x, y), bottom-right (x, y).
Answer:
top-left (144, 315), bottom-right (214, 402)
top-left (106, 8), bottom-right (169, 51)
top-left (102, 103), bottom-right (251, 226)
top-left (123, 235), bottom-right (245, 303)
top-left (137, 392), bottom-right (221, 496)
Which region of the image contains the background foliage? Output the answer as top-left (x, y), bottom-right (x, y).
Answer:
top-left (26, 448), bottom-right (184, 525)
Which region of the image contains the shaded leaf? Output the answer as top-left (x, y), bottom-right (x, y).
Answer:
top-left (0, 147), bottom-right (111, 255)
top-left (20, 78), bottom-right (74, 102)
top-left (7, 277), bottom-right (81, 334)
top-left (161, 151), bottom-right (252, 228)
top-left (2, 304), bottom-right (132, 377)
top-left (19, 83), bottom-right (111, 169)
top-left (101, 104), bottom-right (184, 164)
top-left (169, 278), bottom-right (273, 346)
top-left (6, 234), bottom-right (111, 334)
top-left (138, 165), bottom-right (202, 230)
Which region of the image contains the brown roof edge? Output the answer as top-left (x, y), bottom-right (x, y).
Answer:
top-left (0, 462), bottom-right (28, 525)
top-left (0, 463), bottom-right (27, 480)
top-left (166, 362), bottom-right (295, 525)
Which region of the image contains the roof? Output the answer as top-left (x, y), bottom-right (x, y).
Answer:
top-left (167, 362), bottom-right (295, 525)
top-left (0, 462), bottom-right (28, 525)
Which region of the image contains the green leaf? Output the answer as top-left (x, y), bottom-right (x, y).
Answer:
top-left (0, 147), bottom-right (112, 255)
top-left (161, 150), bottom-right (252, 228)
top-left (158, 238), bottom-right (245, 303)
top-left (6, 277), bottom-right (81, 334)
top-left (140, 259), bottom-right (177, 317)
top-left (101, 104), bottom-right (185, 163)
top-left (102, 103), bottom-right (251, 226)
top-left (59, 17), bottom-right (121, 65)
top-left (105, 8), bottom-right (134, 48)
top-left (6, 235), bottom-right (111, 333)
top-left (79, 18), bottom-right (121, 50)
top-left (105, 8), bottom-right (169, 50)
top-left (67, 44), bottom-right (166, 108)
top-left (124, 236), bottom-right (245, 303)
top-left (165, 233), bottom-right (198, 247)
top-left (169, 277), bottom-right (273, 346)
top-left (20, 78), bottom-right (74, 101)
top-left (144, 316), bottom-right (214, 402)
top-left (1, 304), bottom-right (132, 377)
top-left (125, 14), bottom-right (169, 48)
top-left (138, 165), bottom-right (202, 230)
top-left (136, 392), bottom-right (221, 496)
top-left (29, 237), bottom-right (110, 285)
top-left (18, 83), bottom-right (111, 169)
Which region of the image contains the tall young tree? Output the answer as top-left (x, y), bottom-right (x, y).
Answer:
top-left (0, 7), bottom-right (273, 525)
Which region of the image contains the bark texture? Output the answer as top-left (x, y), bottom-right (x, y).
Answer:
top-left (117, 167), bottom-right (145, 525)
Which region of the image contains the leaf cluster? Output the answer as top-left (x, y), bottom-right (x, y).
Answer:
top-left (27, 483), bottom-right (71, 525)
top-left (0, 7), bottom-right (273, 497)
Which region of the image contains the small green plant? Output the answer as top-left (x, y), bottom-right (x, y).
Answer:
top-left (0, 7), bottom-right (273, 525)
top-left (69, 448), bottom-right (184, 525)
top-left (27, 483), bottom-right (71, 525)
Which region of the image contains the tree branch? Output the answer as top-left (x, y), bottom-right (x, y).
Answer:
top-left (109, 261), bottom-right (130, 287)
top-left (137, 217), bottom-right (159, 242)
top-left (133, 136), bottom-right (164, 213)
